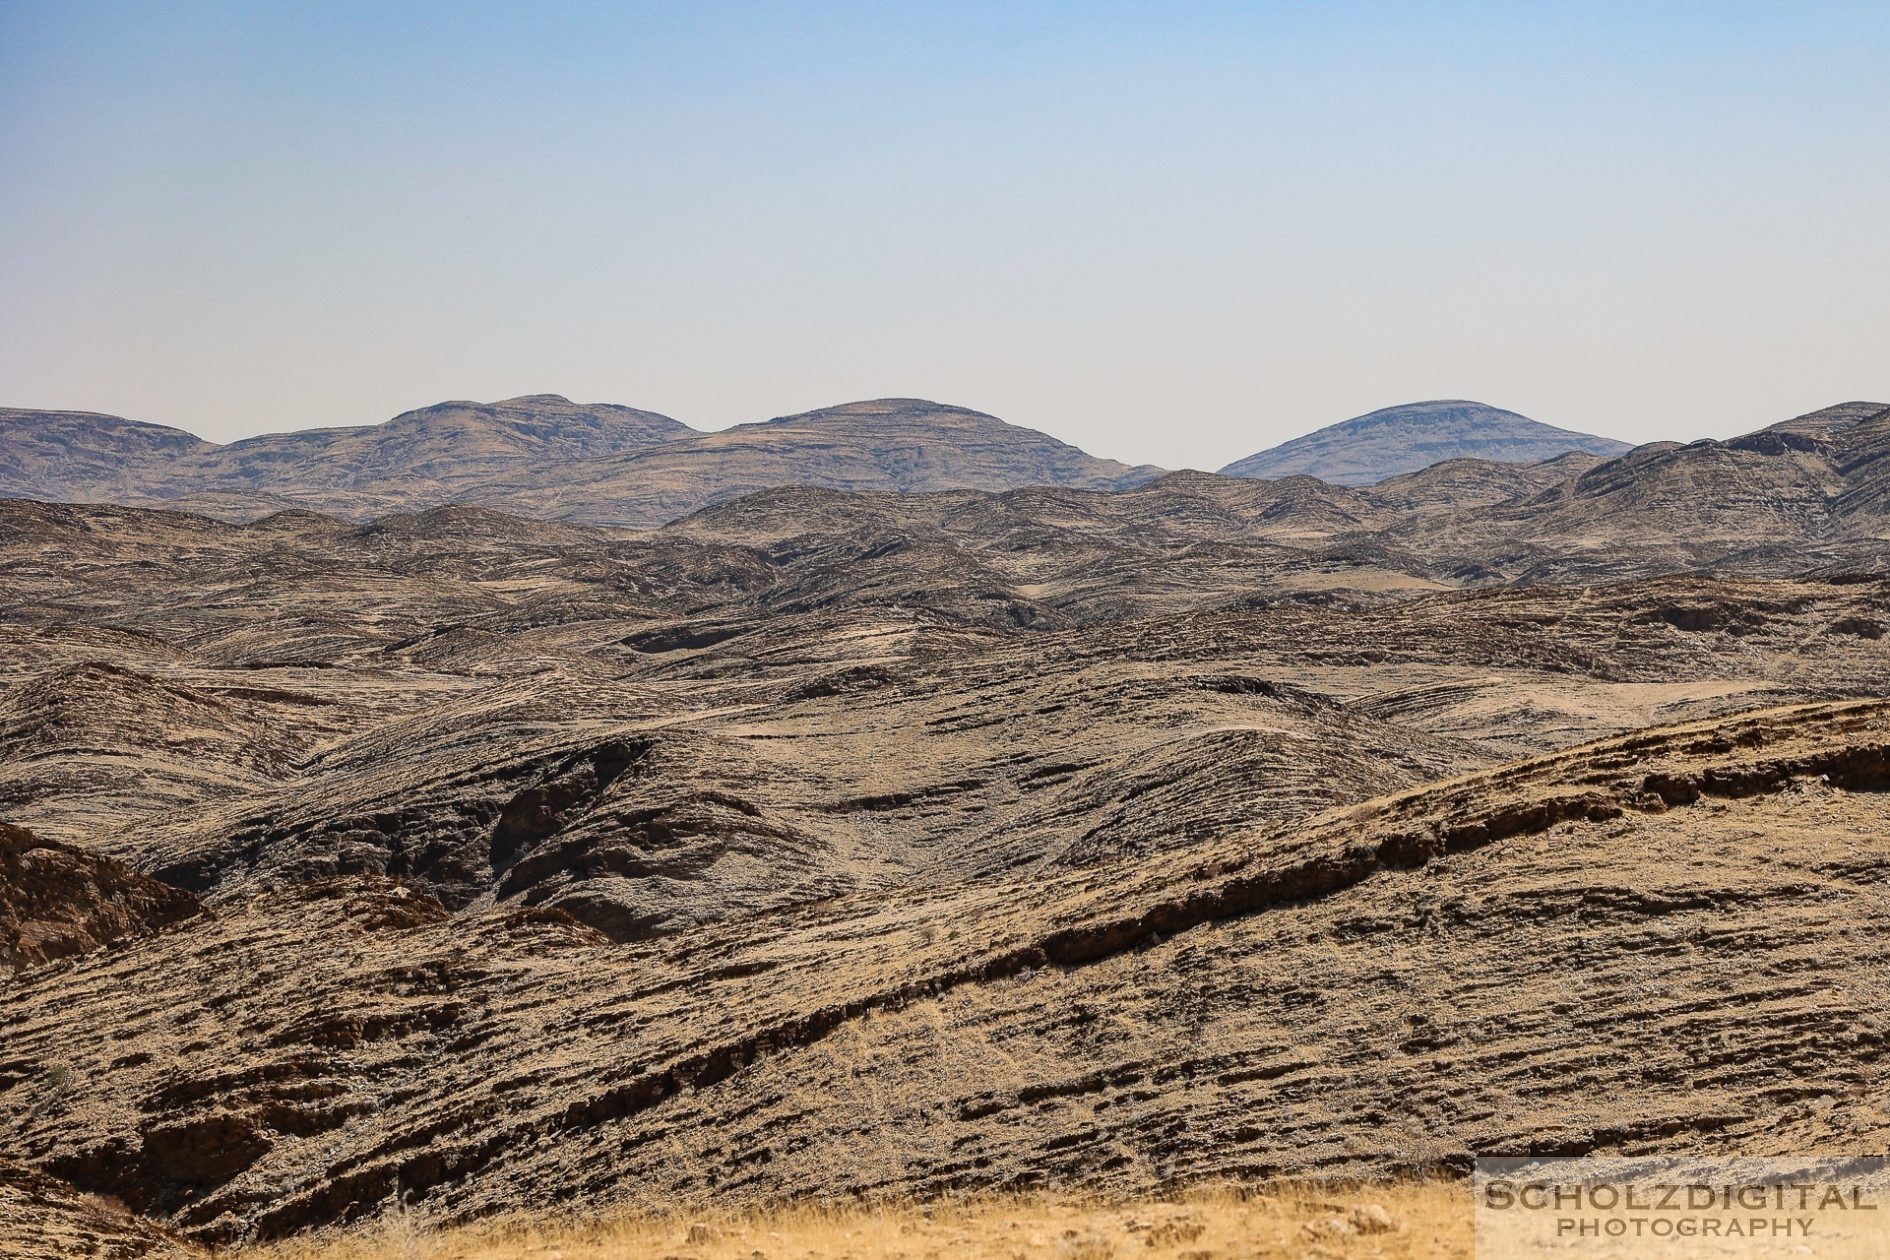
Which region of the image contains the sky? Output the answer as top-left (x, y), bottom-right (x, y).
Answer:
top-left (2, 2), bottom-right (1887, 470)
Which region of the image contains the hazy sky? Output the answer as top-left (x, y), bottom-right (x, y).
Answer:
top-left (3, 2), bottom-right (1887, 469)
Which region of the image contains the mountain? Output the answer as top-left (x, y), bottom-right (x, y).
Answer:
top-left (462, 397), bottom-right (1166, 526)
top-left (1824, 404), bottom-right (1890, 531)
top-left (0, 410), bottom-right (216, 503)
top-left (662, 401), bottom-right (1890, 596)
top-left (1383, 401), bottom-right (1890, 577)
top-left (1752, 399), bottom-right (1889, 441)
top-left (0, 395), bottom-right (1159, 528)
top-left (175, 394), bottom-right (695, 495)
top-left (1220, 399), bottom-right (1633, 485)
top-left (0, 395), bottom-right (693, 519)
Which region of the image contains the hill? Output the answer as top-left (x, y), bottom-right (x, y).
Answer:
top-left (1220, 400), bottom-right (1632, 485)
top-left (462, 398), bottom-right (1165, 526)
top-left (0, 409), bottom-right (215, 503)
top-left (1383, 400), bottom-right (1890, 579)
top-left (0, 396), bottom-right (1159, 527)
top-left (178, 394), bottom-right (695, 496)
top-left (0, 395), bottom-right (692, 518)
top-left (1753, 399), bottom-right (1889, 440)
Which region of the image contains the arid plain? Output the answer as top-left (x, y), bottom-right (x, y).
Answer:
top-left (2, 397), bottom-right (1888, 1257)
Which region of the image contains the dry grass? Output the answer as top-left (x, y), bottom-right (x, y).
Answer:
top-left (245, 1180), bottom-right (1471, 1259)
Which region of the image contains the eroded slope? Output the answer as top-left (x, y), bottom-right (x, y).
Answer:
top-left (3, 702), bottom-right (1884, 1243)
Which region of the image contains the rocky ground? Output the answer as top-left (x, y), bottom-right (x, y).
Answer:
top-left (1, 437), bottom-right (1887, 1250)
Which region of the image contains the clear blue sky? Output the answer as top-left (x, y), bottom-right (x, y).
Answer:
top-left (2, 1), bottom-right (1886, 467)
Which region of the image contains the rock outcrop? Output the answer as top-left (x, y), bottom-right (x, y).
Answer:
top-left (2, 703), bottom-right (1883, 1242)
top-left (0, 823), bottom-right (200, 971)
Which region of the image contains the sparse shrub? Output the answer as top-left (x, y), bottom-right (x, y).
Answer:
top-left (79, 1191), bottom-right (134, 1220)
top-left (1058, 1230), bottom-right (1116, 1260)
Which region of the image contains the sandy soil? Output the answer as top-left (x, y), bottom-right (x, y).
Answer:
top-left (251, 1183), bottom-right (1471, 1260)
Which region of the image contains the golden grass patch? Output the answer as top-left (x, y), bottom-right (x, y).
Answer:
top-left (247, 1180), bottom-right (1472, 1259)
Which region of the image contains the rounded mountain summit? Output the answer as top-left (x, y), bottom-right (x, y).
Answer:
top-left (1220, 400), bottom-right (1632, 486)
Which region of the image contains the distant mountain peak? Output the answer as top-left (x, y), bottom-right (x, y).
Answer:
top-left (756, 398), bottom-right (997, 428)
top-left (493, 393), bottom-right (575, 406)
top-left (1220, 400), bottom-right (1632, 486)
top-left (1756, 400), bottom-right (1889, 439)
top-left (0, 396), bottom-right (696, 514)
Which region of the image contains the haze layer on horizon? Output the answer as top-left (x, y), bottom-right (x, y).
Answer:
top-left (2, 1), bottom-right (1886, 468)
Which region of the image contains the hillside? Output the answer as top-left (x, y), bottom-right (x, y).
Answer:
top-left (1385, 401), bottom-right (1890, 577)
top-left (1754, 399), bottom-right (1889, 440)
top-left (7, 547), bottom-right (1882, 1239)
top-left (1220, 400), bottom-right (1632, 485)
top-left (0, 410), bottom-right (215, 503)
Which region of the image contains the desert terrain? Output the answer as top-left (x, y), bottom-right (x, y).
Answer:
top-left (2, 398), bottom-right (1888, 1256)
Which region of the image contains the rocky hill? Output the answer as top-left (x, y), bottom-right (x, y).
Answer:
top-left (1220, 400), bottom-right (1632, 485)
top-left (184, 394), bottom-right (694, 496)
top-left (461, 398), bottom-right (1164, 526)
top-left (0, 396), bottom-right (1158, 527)
top-left (0, 395), bottom-right (691, 519)
top-left (0, 410), bottom-right (214, 503)
top-left (1754, 399), bottom-right (1889, 440)
top-left (0, 822), bottom-right (200, 972)
top-left (14, 393), bottom-right (1886, 543)
top-left (1385, 401), bottom-right (1890, 580)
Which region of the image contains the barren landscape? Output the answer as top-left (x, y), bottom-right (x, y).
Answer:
top-left (11, 0), bottom-right (1890, 1252)
top-left (2, 397), bottom-right (1888, 1256)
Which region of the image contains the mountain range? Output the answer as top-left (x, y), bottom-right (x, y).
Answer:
top-left (0, 395), bottom-right (1160, 527)
top-left (3, 393), bottom-right (1646, 526)
top-left (4, 395), bottom-right (1885, 570)
top-left (0, 395), bottom-right (690, 523)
